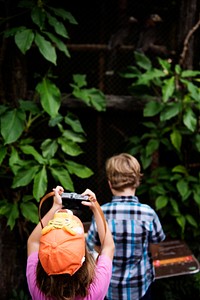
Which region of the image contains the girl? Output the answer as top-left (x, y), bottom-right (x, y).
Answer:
top-left (26, 185), bottom-right (115, 300)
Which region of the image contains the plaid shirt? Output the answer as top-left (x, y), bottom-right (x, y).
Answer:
top-left (86, 195), bottom-right (166, 300)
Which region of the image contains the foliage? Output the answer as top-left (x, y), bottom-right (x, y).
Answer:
top-left (121, 51), bottom-right (200, 239)
top-left (0, 0), bottom-right (106, 230)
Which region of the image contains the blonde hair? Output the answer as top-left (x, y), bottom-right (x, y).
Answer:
top-left (106, 153), bottom-right (143, 191)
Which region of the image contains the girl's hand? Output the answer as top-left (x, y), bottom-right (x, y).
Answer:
top-left (81, 188), bottom-right (97, 210)
top-left (53, 185), bottom-right (64, 206)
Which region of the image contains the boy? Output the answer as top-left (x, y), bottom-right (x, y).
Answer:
top-left (86, 153), bottom-right (166, 300)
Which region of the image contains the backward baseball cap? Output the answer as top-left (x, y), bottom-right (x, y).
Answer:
top-left (39, 209), bottom-right (85, 276)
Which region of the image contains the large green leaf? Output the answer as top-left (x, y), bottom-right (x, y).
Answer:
top-left (20, 201), bottom-right (39, 223)
top-left (50, 167), bottom-right (74, 191)
top-left (134, 51), bottom-right (152, 70)
top-left (31, 6), bottom-right (46, 30)
top-left (34, 32), bottom-right (57, 64)
top-left (15, 29), bottom-right (34, 54)
top-left (44, 32), bottom-right (70, 57)
top-left (58, 138), bottom-right (83, 156)
top-left (64, 112), bottom-right (85, 133)
top-left (41, 139), bottom-right (58, 159)
top-left (36, 78), bottom-right (61, 117)
top-left (49, 8), bottom-right (78, 24)
top-left (33, 166), bottom-right (48, 201)
top-left (143, 101), bottom-right (162, 117)
top-left (20, 145), bottom-right (45, 163)
top-left (62, 130), bottom-right (86, 143)
top-left (66, 160), bottom-right (94, 178)
top-left (12, 165), bottom-right (40, 188)
top-left (160, 102), bottom-right (180, 121)
top-left (46, 13), bottom-right (68, 38)
top-left (185, 214), bottom-right (198, 228)
top-left (1, 109), bottom-right (26, 144)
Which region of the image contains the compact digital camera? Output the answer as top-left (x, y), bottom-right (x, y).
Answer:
top-left (61, 192), bottom-right (89, 201)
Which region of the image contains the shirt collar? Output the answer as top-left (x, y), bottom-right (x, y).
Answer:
top-left (111, 195), bottom-right (139, 203)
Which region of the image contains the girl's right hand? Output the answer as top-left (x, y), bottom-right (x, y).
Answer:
top-left (81, 188), bottom-right (97, 210)
top-left (53, 185), bottom-right (64, 206)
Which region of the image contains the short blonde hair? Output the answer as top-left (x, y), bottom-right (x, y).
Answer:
top-left (106, 153), bottom-right (142, 191)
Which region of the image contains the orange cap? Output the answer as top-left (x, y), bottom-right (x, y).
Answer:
top-left (39, 209), bottom-right (85, 276)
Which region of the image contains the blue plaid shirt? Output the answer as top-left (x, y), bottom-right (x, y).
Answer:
top-left (86, 195), bottom-right (166, 300)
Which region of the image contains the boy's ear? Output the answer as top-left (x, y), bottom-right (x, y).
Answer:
top-left (108, 181), bottom-right (112, 189)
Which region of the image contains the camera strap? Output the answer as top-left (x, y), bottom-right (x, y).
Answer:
top-left (38, 191), bottom-right (107, 256)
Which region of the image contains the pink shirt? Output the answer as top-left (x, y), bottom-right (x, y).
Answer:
top-left (26, 252), bottom-right (112, 300)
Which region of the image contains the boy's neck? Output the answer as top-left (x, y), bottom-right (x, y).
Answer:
top-left (112, 187), bottom-right (136, 196)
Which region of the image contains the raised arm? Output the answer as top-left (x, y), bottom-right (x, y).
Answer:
top-left (27, 186), bottom-right (63, 256)
top-left (81, 189), bottom-right (115, 261)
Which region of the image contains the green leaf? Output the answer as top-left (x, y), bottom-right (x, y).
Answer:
top-left (134, 51), bottom-right (152, 70)
top-left (143, 122), bottom-right (157, 129)
top-left (185, 214), bottom-right (198, 228)
top-left (46, 13), bottom-right (69, 38)
top-left (64, 112), bottom-right (85, 133)
top-left (7, 203), bottom-right (19, 230)
top-left (158, 57), bottom-right (172, 74)
top-left (143, 101), bottom-right (162, 117)
top-left (170, 130), bottom-right (182, 152)
top-left (160, 102), bottom-right (180, 121)
top-left (119, 66), bottom-right (141, 78)
top-left (176, 179), bottom-right (189, 198)
top-left (41, 139), bottom-right (58, 159)
top-left (49, 8), bottom-right (78, 24)
top-left (58, 138), bottom-right (83, 156)
top-left (50, 167), bottom-right (74, 191)
top-left (194, 191), bottom-right (200, 205)
top-left (155, 195), bottom-right (168, 210)
top-left (34, 32), bottom-right (57, 64)
top-left (66, 160), bottom-right (94, 178)
top-left (162, 76), bottom-right (175, 102)
top-left (72, 74), bottom-right (87, 88)
top-left (86, 88), bottom-right (107, 111)
top-left (169, 198), bottom-right (179, 213)
top-left (36, 78), bottom-right (61, 117)
top-left (181, 80), bottom-right (200, 102)
top-left (20, 202), bottom-right (39, 223)
top-left (20, 145), bottom-right (45, 163)
top-left (140, 153), bottom-right (152, 169)
top-left (15, 29), bottom-right (34, 54)
top-left (181, 70), bottom-right (200, 77)
top-left (1, 109), bottom-right (26, 144)
top-left (146, 139), bottom-right (159, 156)
top-left (172, 165), bottom-right (188, 174)
top-left (183, 108), bottom-right (197, 132)
top-left (44, 32), bottom-right (70, 57)
top-left (62, 130), bottom-right (86, 143)
top-left (19, 100), bottom-right (40, 114)
top-left (33, 166), bottom-right (48, 201)
top-left (31, 6), bottom-right (46, 30)
top-left (12, 165), bottom-right (40, 188)
top-left (176, 215), bottom-right (186, 232)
